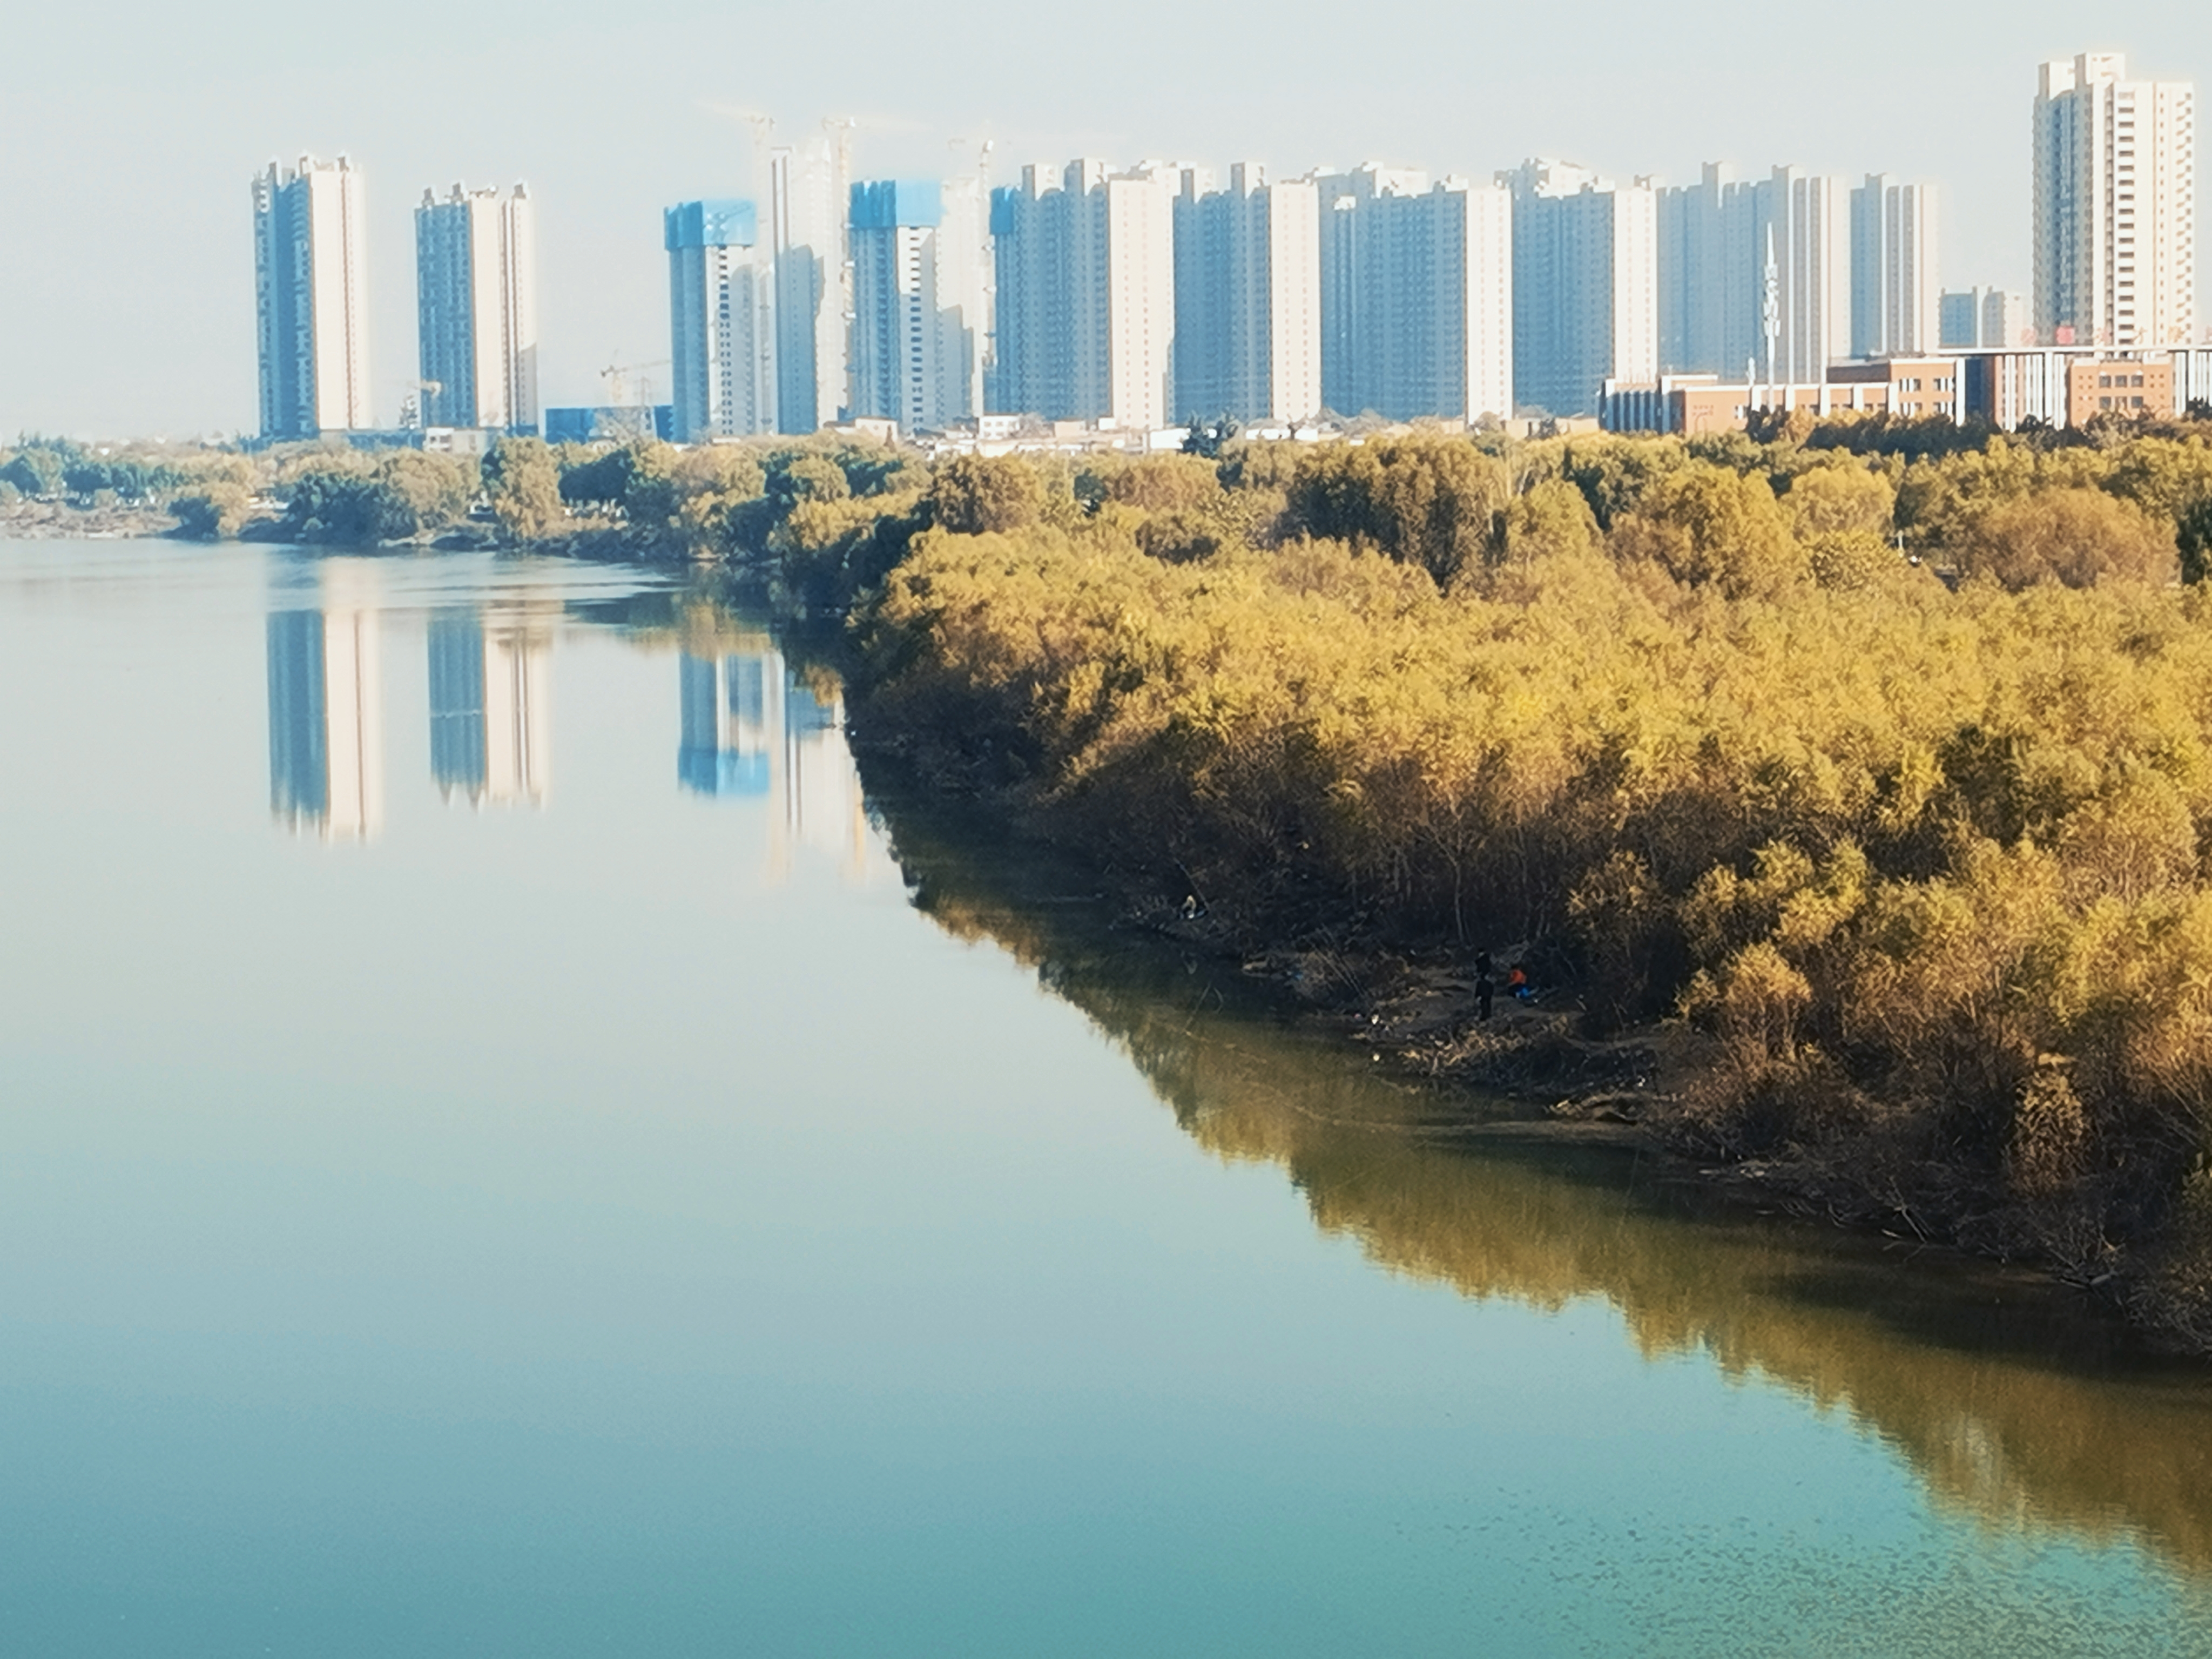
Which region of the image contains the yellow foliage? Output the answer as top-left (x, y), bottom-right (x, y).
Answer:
top-left (821, 428), bottom-right (2212, 1241)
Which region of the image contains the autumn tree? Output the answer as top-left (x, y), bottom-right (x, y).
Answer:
top-left (1107, 453), bottom-right (1224, 515)
top-left (1284, 434), bottom-right (1508, 585)
top-left (1608, 463), bottom-right (1806, 597)
top-left (1952, 488), bottom-right (2178, 590)
top-left (929, 453), bottom-right (1045, 535)
top-left (1781, 462), bottom-right (1895, 538)
top-left (1498, 477), bottom-right (1602, 565)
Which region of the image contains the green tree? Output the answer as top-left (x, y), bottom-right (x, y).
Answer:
top-left (670, 445), bottom-right (767, 543)
top-left (373, 450), bottom-right (474, 536)
top-left (1557, 436), bottom-right (1687, 530)
top-left (612, 441), bottom-right (683, 525)
top-left (558, 444), bottom-right (638, 513)
top-left (279, 449), bottom-right (471, 542)
top-left (767, 451), bottom-right (851, 514)
top-left (1, 448), bottom-right (65, 497)
top-left (1181, 415), bottom-right (1240, 459)
top-left (171, 483), bottom-right (254, 540)
top-left (2177, 495), bottom-right (2212, 585)
top-left (482, 436), bottom-right (565, 541)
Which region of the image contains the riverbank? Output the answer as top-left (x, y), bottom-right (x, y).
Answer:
top-left (847, 731), bottom-right (2095, 1284)
top-left (0, 500), bottom-right (179, 539)
top-left (814, 438), bottom-right (2212, 1357)
top-left (23, 422), bottom-right (2212, 1352)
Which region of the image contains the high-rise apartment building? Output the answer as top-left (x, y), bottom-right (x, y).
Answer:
top-left (1657, 164), bottom-right (1853, 382)
top-left (1171, 164), bottom-right (1323, 426)
top-left (768, 135), bottom-right (852, 433)
top-left (1939, 289), bottom-right (1981, 349)
top-left (1985, 287), bottom-right (2031, 350)
top-left (2034, 52), bottom-right (2196, 347)
top-left (1172, 164), bottom-right (1325, 426)
top-left (1770, 167), bottom-right (1852, 383)
top-left (414, 183), bottom-right (537, 432)
top-left (1850, 174), bottom-right (1939, 358)
top-left (666, 199), bottom-right (775, 442)
top-left (1502, 159), bottom-right (1656, 417)
top-left (253, 155), bottom-right (370, 438)
top-left (990, 160), bottom-right (1181, 429)
top-left (938, 176), bottom-right (990, 421)
top-left (1659, 163), bottom-right (1751, 378)
top-left (1939, 286), bottom-right (2031, 349)
top-left (849, 178), bottom-right (988, 432)
top-left (1316, 165), bottom-right (1512, 424)
top-left (1102, 165), bottom-right (1180, 431)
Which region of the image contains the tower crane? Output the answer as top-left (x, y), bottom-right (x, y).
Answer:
top-left (702, 104), bottom-right (777, 179)
top-left (395, 379), bottom-right (443, 430)
top-left (599, 359), bottom-right (670, 410)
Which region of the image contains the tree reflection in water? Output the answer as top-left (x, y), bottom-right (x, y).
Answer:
top-left (869, 781), bottom-right (2212, 1581)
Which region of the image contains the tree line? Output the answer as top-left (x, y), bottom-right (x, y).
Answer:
top-left (760, 416), bottom-right (2212, 1352)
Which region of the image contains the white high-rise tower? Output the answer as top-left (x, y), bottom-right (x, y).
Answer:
top-left (1502, 159), bottom-right (1657, 417)
top-left (769, 133), bottom-right (852, 432)
top-left (849, 178), bottom-right (988, 432)
top-left (1850, 174), bottom-right (1939, 358)
top-left (2034, 52), bottom-right (2196, 347)
top-left (415, 183), bottom-right (537, 431)
top-left (666, 200), bottom-right (775, 441)
top-left (1316, 164), bottom-right (1512, 424)
top-left (1769, 166), bottom-right (1851, 383)
top-left (989, 159), bottom-right (1182, 429)
top-left (253, 155), bottom-right (371, 437)
top-left (1172, 163), bottom-right (1323, 426)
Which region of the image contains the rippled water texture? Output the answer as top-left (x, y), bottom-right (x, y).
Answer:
top-left (6, 541), bottom-right (2212, 1657)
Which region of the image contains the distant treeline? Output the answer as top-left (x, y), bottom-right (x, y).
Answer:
top-left (0, 435), bottom-right (220, 508)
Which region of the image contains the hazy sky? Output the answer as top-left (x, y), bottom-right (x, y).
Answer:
top-left (2, 0), bottom-right (2206, 439)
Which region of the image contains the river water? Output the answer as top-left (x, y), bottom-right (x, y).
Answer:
top-left (6, 540), bottom-right (2212, 1657)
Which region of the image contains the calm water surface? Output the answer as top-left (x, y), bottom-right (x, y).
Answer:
top-left (6, 539), bottom-right (2212, 1657)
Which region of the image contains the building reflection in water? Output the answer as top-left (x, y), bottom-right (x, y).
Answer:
top-left (678, 650), bottom-right (776, 798)
top-left (266, 567), bottom-right (384, 841)
top-left (428, 605), bottom-right (552, 806)
top-left (678, 644), bottom-right (867, 877)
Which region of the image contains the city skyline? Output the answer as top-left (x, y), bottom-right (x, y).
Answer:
top-left (247, 86), bottom-right (2193, 439)
top-left (3, 1), bottom-right (2207, 435)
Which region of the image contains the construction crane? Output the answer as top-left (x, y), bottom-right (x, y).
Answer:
top-left (824, 117), bottom-right (860, 333)
top-left (395, 379), bottom-right (443, 430)
top-left (702, 104), bottom-right (776, 182)
top-left (823, 114), bottom-right (856, 178)
top-left (599, 359), bottom-right (670, 410)
top-left (948, 135), bottom-right (996, 204)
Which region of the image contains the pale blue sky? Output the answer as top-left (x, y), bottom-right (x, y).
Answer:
top-left (1, 0), bottom-right (2204, 437)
